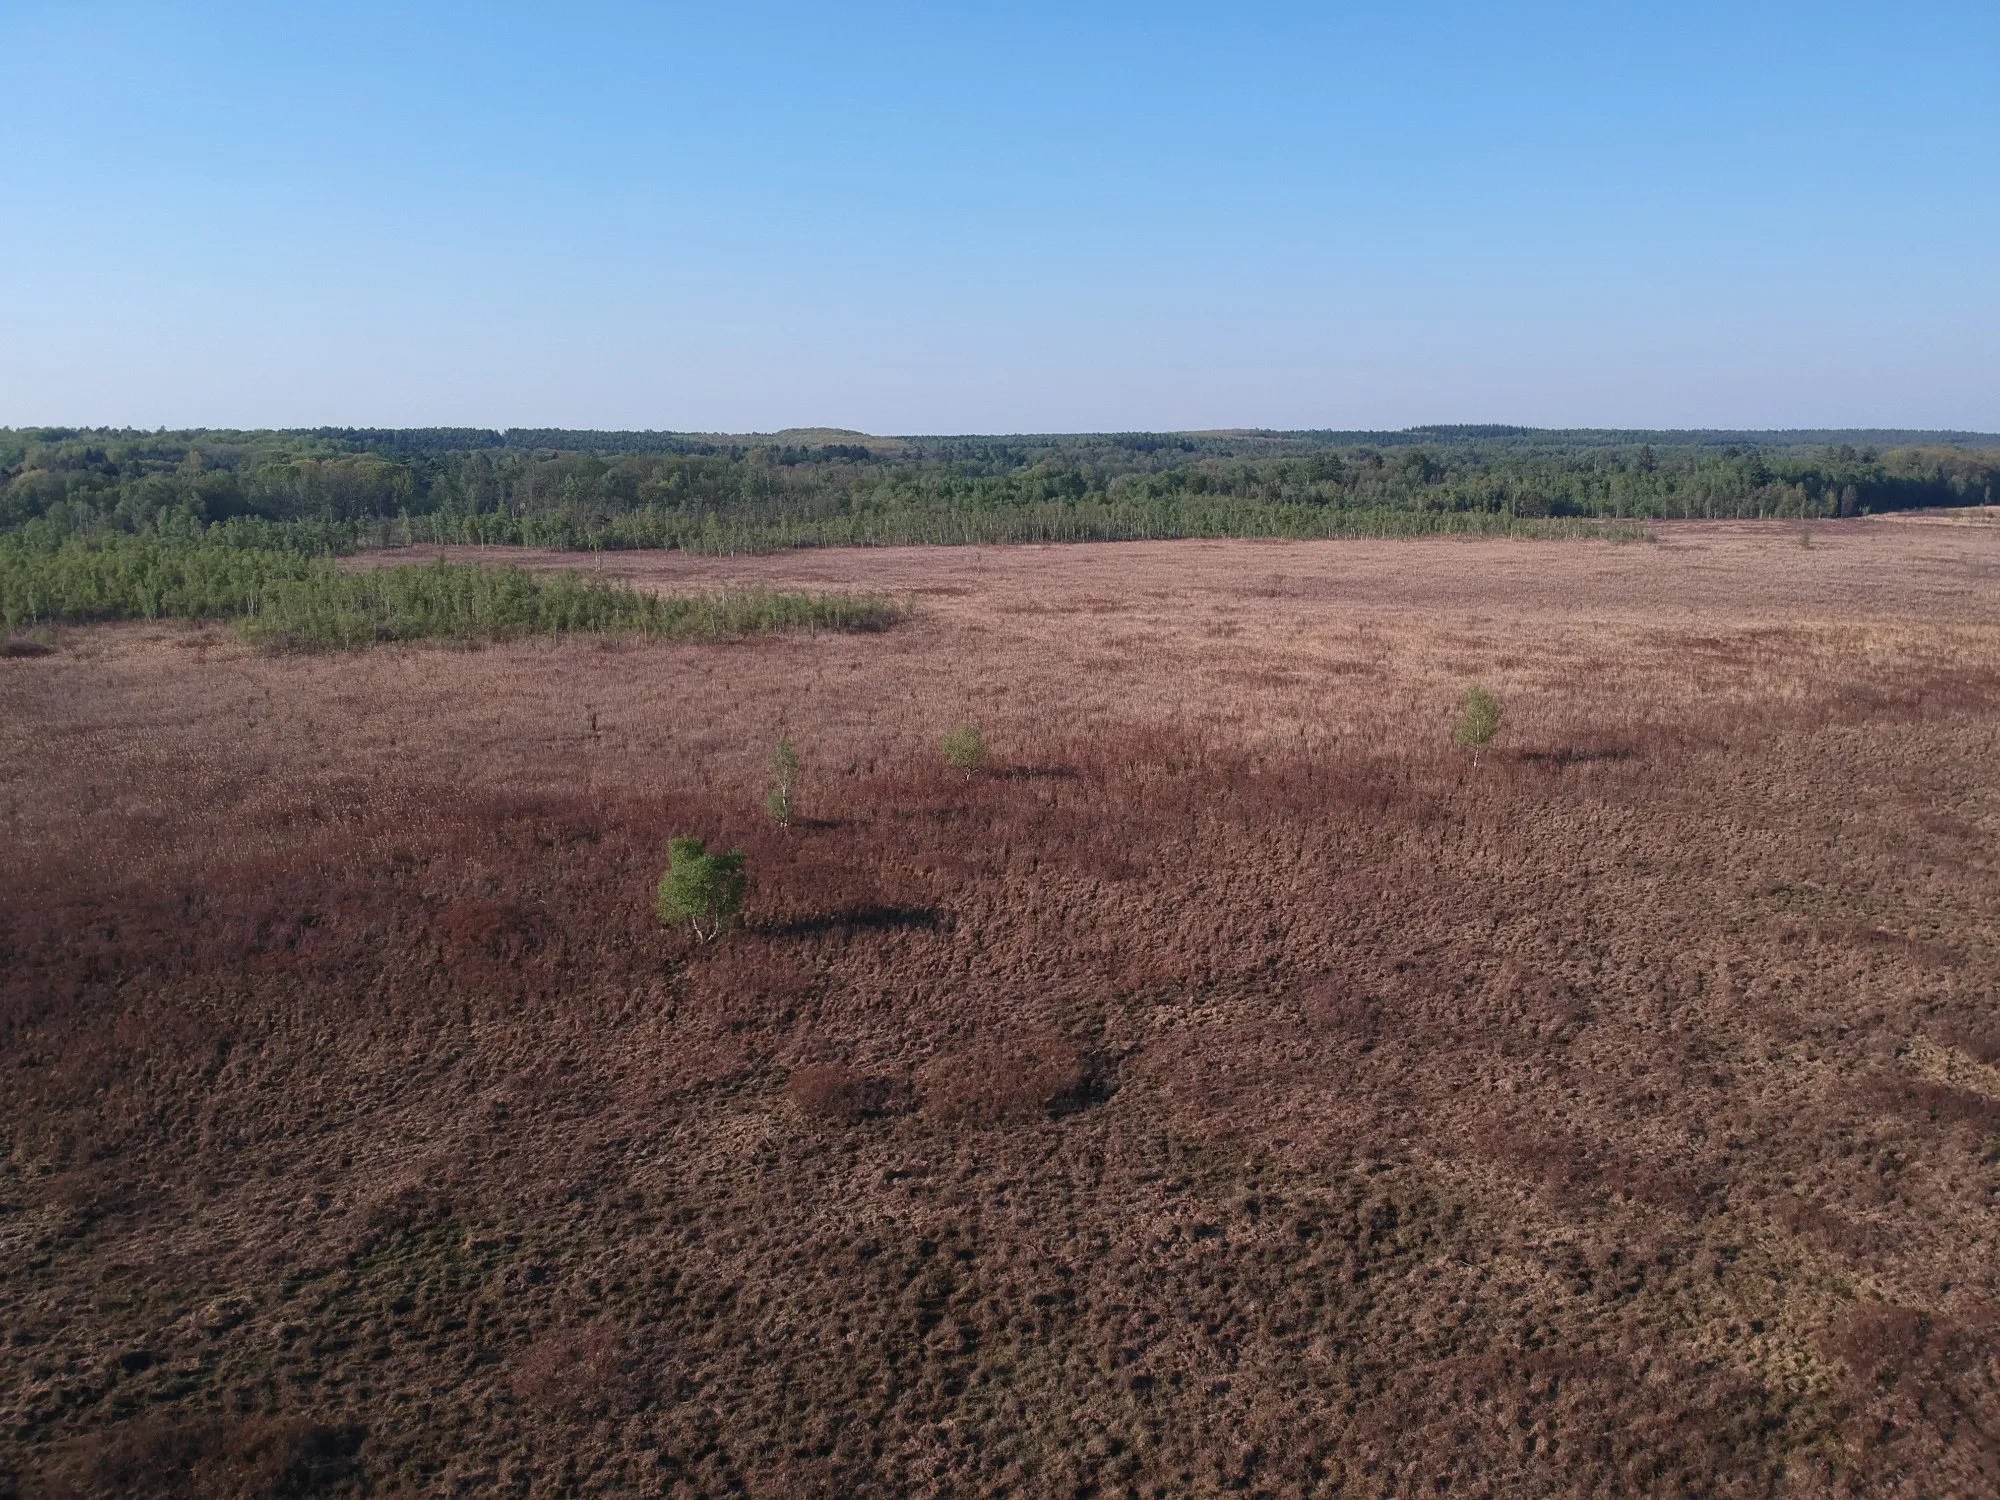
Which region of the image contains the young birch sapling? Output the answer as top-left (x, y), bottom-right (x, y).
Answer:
top-left (1452, 684), bottom-right (1502, 762)
top-left (765, 737), bottom-right (801, 826)
top-left (656, 836), bottom-right (748, 942)
top-left (940, 723), bottom-right (988, 774)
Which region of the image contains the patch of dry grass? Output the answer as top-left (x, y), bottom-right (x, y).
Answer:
top-left (4, 521), bottom-right (2000, 1496)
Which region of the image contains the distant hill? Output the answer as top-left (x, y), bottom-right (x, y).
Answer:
top-left (11, 424), bottom-right (1996, 457)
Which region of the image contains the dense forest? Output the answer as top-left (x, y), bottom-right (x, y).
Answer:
top-left (4, 425), bottom-right (1996, 553)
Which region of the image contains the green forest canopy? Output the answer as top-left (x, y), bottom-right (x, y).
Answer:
top-left (4, 425), bottom-right (1996, 553)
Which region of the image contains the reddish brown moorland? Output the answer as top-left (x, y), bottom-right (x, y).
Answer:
top-left (6, 519), bottom-right (2000, 1497)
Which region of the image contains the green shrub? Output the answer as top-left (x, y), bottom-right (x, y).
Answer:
top-left (237, 559), bottom-right (903, 651)
top-left (1452, 684), bottom-right (1502, 759)
top-left (655, 837), bottom-right (748, 942)
top-left (940, 723), bottom-right (989, 774)
top-left (0, 532), bottom-right (904, 648)
top-left (0, 532), bottom-right (317, 627)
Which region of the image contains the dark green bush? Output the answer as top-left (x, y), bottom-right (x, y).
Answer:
top-left (940, 724), bottom-right (989, 773)
top-left (655, 836), bottom-right (749, 942)
top-left (1452, 685), bottom-right (1502, 758)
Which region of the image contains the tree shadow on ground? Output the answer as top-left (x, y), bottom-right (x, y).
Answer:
top-left (1510, 746), bottom-right (1639, 767)
top-left (759, 905), bottom-right (947, 938)
top-left (996, 764), bottom-right (1080, 781)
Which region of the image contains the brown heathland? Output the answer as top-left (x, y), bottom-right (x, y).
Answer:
top-left (5, 519), bottom-right (2000, 1497)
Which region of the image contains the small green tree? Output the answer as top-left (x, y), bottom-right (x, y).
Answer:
top-left (940, 723), bottom-right (988, 774)
top-left (1452, 684), bottom-right (1502, 761)
top-left (656, 836), bottom-right (748, 942)
top-left (765, 737), bottom-right (801, 826)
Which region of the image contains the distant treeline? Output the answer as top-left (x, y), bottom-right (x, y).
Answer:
top-left (4, 425), bottom-right (1995, 553)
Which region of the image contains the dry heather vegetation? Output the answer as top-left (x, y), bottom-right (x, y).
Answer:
top-left (5, 517), bottom-right (2000, 1498)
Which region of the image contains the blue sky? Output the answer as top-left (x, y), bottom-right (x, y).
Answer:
top-left (5, 1), bottom-right (1996, 433)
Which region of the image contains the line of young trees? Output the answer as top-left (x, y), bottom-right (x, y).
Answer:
top-left (6, 426), bottom-right (1995, 547)
top-left (0, 531), bottom-right (901, 645)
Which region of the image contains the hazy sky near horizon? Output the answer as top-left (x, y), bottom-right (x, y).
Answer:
top-left (6, 1), bottom-right (1996, 434)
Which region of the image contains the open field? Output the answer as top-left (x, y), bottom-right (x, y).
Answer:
top-left (5, 519), bottom-right (2000, 1496)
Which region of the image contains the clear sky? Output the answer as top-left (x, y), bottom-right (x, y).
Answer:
top-left (5, 1), bottom-right (1996, 434)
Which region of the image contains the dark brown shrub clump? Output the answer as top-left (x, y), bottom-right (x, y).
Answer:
top-left (919, 1035), bottom-right (1089, 1124)
top-left (786, 1062), bottom-right (900, 1123)
top-left (36, 1415), bottom-right (358, 1499)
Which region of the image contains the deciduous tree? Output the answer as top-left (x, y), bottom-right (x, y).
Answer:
top-left (655, 836), bottom-right (747, 941)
